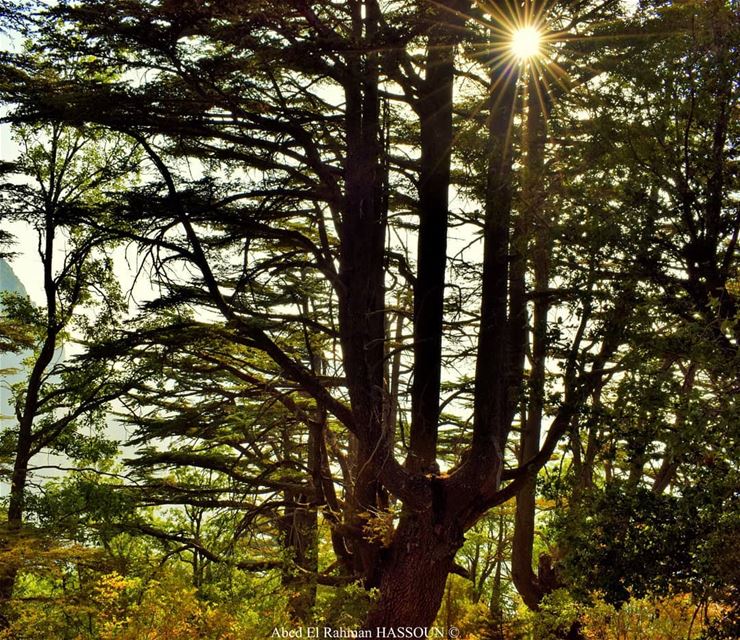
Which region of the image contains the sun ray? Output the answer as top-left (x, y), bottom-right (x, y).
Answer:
top-left (406, 0), bottom-right (681, 187)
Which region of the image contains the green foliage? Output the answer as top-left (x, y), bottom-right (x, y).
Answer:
top-left (0, 0), bottom-right (737, 637)
top-left (27, 471), bottom-right (136, 542)
top-left (553, 475), bottom-right (739, 608)
top-left (314, 582), bottom-right (377, 630)
top-left (2, 568), bottom-right (245, 640)
top-left (581, 594), bottom-right (720, 640)
top-left (0, 292), bottom-right (45, 355)
top-left (517, 589), bottom-right (582, 640)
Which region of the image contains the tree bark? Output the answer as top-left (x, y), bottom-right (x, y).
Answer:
top-left (511, 73), bottom-right (550, 612)
top-left (408, 1), bottom-right (461, 473)
top-left (363, 511), bottom-right (464, 630)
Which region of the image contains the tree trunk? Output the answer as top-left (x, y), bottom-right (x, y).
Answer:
top-left (0, 150), bottom-right (61, 629)
top-left (363, 511), bottom-right (463, 630)
top-left (512, 74), bottom-right (550, 612)
top-left (0, 308), bottom-right (58, 627)
top-left (280, 498), bottom-right (318, 622)
top-left (409, 1), bottom-right (460, 473)
top-left (489, 510), bottom-right (507, 640)
top-left (0, 459), bottom-right (27, 626)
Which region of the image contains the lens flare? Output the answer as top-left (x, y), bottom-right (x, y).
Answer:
top-left (510, 26), bottom-right (541, 60)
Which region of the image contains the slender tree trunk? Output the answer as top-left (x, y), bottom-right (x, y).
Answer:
top-left (279, 401), bottom-right (323, 621)
top-left (508, 66), bottom-right (589, 640)
top-left (489, 510), bottom-right (507, 640)
top-left (0, 207), bottom-right (59, 627)
top-left (652, 363), bottom-right (696, 494)
top-left (0, 455), bottom-right (28, 621)
top-left (512, 74), bottom-right (550, 612)
top-left (280, 496), bottom-right (318, 622)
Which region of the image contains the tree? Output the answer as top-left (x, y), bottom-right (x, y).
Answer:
top-left (112, 316), bottom-right (327, 621)
top-left (531, 1), bottom-right (739, 634)
top-left (0, 123), bottom-right (136, 625)
top-left (1, 0), bottom-right (734, 631)
top-left (0, 0), bottom-right (622, 628)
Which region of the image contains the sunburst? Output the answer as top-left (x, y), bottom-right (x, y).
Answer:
top-left (421, 0), bottom-right (668, 175)
top-left (510, 26), bottom-right (542, 60)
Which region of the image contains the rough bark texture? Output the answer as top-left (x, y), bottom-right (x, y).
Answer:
top-left (363, 512), bottom-right (464, 630)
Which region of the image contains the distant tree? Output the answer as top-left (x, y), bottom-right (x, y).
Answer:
top-left (108, 315), bottom-right (327, 621)
top-left (0, 123), bottom-right (137, 626)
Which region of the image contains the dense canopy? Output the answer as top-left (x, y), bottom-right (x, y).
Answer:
top-left (0, 1), bottom-right (738, 638)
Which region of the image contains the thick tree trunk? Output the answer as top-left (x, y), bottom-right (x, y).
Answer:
top-left (362, 4), bottom-right (522, 629)
top-left (363, 511), bottom-right (463, 630)
top-left (472, 61), bottom-right (520, 457)
top-left (409, 4), bottom-right (460, 473)
top-left (337, 0), bottom-right (390, 585)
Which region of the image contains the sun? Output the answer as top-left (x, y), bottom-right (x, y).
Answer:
top-left (510, 26), bottom-right (542, 60)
